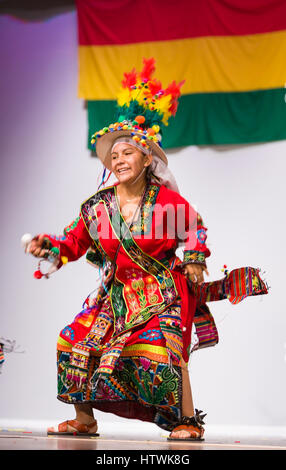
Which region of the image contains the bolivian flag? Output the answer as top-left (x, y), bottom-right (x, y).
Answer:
top-left (76, 0), bottom-right (286, 149)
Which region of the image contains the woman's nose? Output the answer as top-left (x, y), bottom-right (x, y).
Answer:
top-left (116, 153), bottom-right (126, 164)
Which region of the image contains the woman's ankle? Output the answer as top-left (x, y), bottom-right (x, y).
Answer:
top-left (74, 404), bottom-right (95, 424)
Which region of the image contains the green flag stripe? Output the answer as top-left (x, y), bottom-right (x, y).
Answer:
top-left (87, 88), bottom-right (286, 150)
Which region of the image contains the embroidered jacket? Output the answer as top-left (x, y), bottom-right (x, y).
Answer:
top-left (46, 182), bottom-right (210, 272)
top-left (42, 182), bottom-right (268, 363)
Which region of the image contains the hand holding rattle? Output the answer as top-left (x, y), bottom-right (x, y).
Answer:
top-left (21, 233), bottom-right (60, 279)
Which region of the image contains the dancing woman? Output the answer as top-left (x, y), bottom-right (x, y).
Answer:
top-left (27, 59), bottom-right (267, 440)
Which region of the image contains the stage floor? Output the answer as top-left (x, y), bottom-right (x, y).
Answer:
top-left (0, 427), bottom-right (285, 450)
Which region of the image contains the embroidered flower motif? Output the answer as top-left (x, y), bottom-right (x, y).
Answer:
top-left (139, 329), bottom-right (163, 342)
top-left (164, 287), bottom-right (176, 301)
top-left (197, 228), bottom-right (207, 244)
top-left (115, 317), bottom-right (125, 333)
top-left (125, 268), bottom-right (143, 280)
top-left (102, 192), bottom-right (114, 208)
top-left (62, 326), bottom-right (75, 341)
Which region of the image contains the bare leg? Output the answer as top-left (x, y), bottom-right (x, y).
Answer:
top-left (181, 359), bottom-right (195, 417)
top-left (170, 359), bottom-right (195, 439)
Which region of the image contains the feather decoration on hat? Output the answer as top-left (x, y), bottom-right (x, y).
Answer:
top-left (91, 58), bottom-right (185, 155)
top-left (116, 57), bottom-right (185, 129)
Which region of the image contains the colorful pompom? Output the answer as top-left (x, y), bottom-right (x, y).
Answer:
top-left (34, 270), bottom-right (43, 279)
top-left (152, 125), bottom-right (160, 133)
top-left (221, 264), bottom-right (229, 275)
top-left (135, 115), bottom-right (145, 124)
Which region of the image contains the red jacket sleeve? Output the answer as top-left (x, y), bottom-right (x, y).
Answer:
top-left (172, 190), bottom-right (211, 265)
top-left (42, 214), bottom-right (93, 266)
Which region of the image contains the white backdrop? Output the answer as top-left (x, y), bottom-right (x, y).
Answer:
top-left (0, 11), bottom-right (285, 435)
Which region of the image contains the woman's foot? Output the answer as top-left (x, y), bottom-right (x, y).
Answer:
top-left (168, 423), bottom-right (204, 440)
top-left (47, 418), bottom-right (99, 436)
top-left (168, 410), bottom-right (206, 441)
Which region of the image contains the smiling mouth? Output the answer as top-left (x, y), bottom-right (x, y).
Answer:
top-left (117, 168), bottom-right (130, 174)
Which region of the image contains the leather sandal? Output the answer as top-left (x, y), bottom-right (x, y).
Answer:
top-left (47, 419), bottom-right (99, 437)
top-left (167, 409), bottom-right (206, 441)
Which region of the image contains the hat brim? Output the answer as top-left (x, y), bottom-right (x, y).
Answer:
top-left (95, 130), bottom-right (168, 171)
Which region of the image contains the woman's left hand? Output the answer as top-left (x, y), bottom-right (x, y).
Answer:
top-left (183, 263), bottom-right (209, 285)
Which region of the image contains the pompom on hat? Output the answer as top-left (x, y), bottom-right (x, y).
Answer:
top-left (91, 58), bottom-right (185, 171)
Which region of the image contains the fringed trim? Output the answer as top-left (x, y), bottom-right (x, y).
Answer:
top-left (167, 350), bottom-right (181, 378)
top-left (66, 368), bottom-right (88, 390)
top-left (257, 268), bottom-right (271, 292)
top-left (88, 370), bottom-right (106, 392)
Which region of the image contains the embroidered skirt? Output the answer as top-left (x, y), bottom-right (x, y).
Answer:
top-left (56, 293), bottom-right (195, 431)
top-left (55, 265), bottom-right (268, 430)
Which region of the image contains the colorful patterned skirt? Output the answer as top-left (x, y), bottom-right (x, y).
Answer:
top-left (56, 266), bottom-right (268, 431)
top-left (56, 295), bottom-right (193, 432)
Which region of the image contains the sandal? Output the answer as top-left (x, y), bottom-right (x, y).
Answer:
top-left (47, 419), bottom-right (99, 437)
top-left (167, 409), bottom-right (206, 441)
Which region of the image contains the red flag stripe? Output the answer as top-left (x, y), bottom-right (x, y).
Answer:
top-left (77, 0), bottom-right (286, 46)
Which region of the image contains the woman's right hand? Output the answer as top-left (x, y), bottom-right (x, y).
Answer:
top-left (183, 263), bottom-right (209, 285)
top-left (27, 234), bottom-right (49, 258)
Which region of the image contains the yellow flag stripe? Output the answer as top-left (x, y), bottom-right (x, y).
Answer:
top-left (78, 30), bottom-right (286, 99)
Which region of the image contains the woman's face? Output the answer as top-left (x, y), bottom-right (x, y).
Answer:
top-left (111, 142), bottom-right (152, 184)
